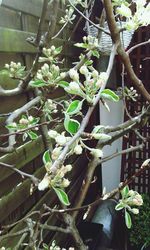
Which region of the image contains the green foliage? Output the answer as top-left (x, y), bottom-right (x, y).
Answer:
top-left (43, 150), bottom-right (51, 165)
top-left (64, 115), bottom-right (80, 134)
top-left (125, 209), bottom-right (132, 229)
top-left (100, 89), bottom-right (120, 102)
top-left (130, 194), bottom-right (150, 248)
top-left (53, 187), bottom-right (70, 206)
top-left (66, 100), bottom-right (83, 115)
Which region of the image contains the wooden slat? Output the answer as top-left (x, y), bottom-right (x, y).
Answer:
top-left (0, 27), bottom-right (76, 55)
top-left (1, 0), bottom-right (64, 19)
top-left (0, 27), bottom-right (36, 53)
top-left (0, 166), bottom-right (45, 222)
top-left (0, 137), bottom-right (45, 183)
top-left (0, 6), bottom-right (21, 30)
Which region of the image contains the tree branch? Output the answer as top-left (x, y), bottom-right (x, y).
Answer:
top-left (103, 0), bottom-right (150, 103)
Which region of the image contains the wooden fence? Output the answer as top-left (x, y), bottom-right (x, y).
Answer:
top-left (0, 1), bottom-right (96, 248)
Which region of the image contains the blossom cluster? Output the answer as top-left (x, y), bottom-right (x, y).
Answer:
top-left (64, 66), bottom-right (108, 104)
top-left (5, 61), bottom-right (25, 78)
top-left (114, 0), bottom-right (150, 31)
top-left (38, 164), bottom-right (72, 191)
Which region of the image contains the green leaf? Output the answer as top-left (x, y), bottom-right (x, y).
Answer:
top-left (43, 243), bottom-right (49, 250)
top-left (115, 203), bottom-right (124, 211)
top-left (6, 124), bottom-right (17, 129)
top-left (66, 100), bottom-right (83, 115)
top-left (92, 125), bottom-right (106, 134)
top-left (55, 46), bottom-right (62, 54)
top-left (121, 185), bottom-right (129, 198)
top-left (92, 50), bottom-right (100, 58)
top-left (53, 187), bottom-right (70, 206)
top-left (29, 80), bottom-right (47, 87)
top-left (64, 115), bottom-right (80, 134)
top-left (75, 43), bottom-right (88, 49)
top-left (27, 131), bottom-right (38, 140)
top-left (43, 150), bottom-right (51, 165)
top-left (85, 59), bottom-right (93, 66)
top-left (100, 89), bottom-right (119, 102)
top-left (125, 210), bottom-right (132, 229)
top-left (58, 81), bottom-right (69, 88)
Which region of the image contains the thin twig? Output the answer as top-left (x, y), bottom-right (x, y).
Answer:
top-left (0, 162), bottom-right (39, 185)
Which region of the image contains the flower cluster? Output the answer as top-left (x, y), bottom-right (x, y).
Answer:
top-left (5, 61), bottom-right (25, 78)
top-left (48, 130), bottom-right (71, 147)
top-left (36, 63), bottom-right (60, 85)
top-left (75, 35), bottom-right (99, 51)
top-left (64, 66), bottom-right (108, 104)
top-left (115, 185), bottom-right (143, 228)
top-left (59, 7), bottom-right (76, 24)
top-left (38, 164), bottom-right (72, 191)
top-left (6, 115), bottom-right (39, 141)
top-left (39, 46), bottom-right (62, 63)
top-left (42, 99), bottom-right (58, 121)
top-left (114, 0), bottom-right (150, 31)
top-left (123, 86), bottom-right (138, 101)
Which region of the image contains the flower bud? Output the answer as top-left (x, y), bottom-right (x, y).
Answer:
top-left (62, 178), bottom-right (70, 188)
top-left (5, 64), bottom-right (9, 69)
top-left (55, 134), bottom-right (67, 146)
top-left (65, 164), bottom-right (72, 172)
top-left (38, 175), bottom-right (50, 191)
top-left (131, 208), bottom-right (139, 215)
top-left (48, 130), bottom-right (58, 139)
top-left (92, 70), bottom-right (99, 79)
top-left (69, 81), bottom-right (80, 91)
top-left (92, 133), bottom-right (111, 140)
top-left (74, 144), bottom-right (83, 155)
top-left (80, 65), bottom-right (88, 75)
top-left (117, 4), bottom-right (132, 18)
top-left (19, 118), bottom-right (29, 125)
top-left (69, 69), bottom-right (79, 82)
top-left (128, 190), bottom-right (135, 197)
top-left (52, 147), bottom-right (62, 160)
top-left (99, 72), bottom-right (108, 82)
top-left (91, 149), bottom-right (103, 158)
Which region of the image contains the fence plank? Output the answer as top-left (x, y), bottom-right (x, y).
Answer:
top-left (0, 6), bottom-right (21, 30)
top-left (0, 27), bottom-right (75, 55)
top-left (0, 0), bottom-right (64, 19)
top-left (0, 137), bottom-right (45, 183)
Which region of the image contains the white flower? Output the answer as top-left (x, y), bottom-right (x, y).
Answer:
top-left (131, 208), bottom-right (139, 215)
top-left (69, 69), bottom-right (79, 82)
top-left (5, 64), bottom-right (9, 69)
top-left (91, 149), bottom-right (103, 158)
top-left (55, 134), bottom-right (67, 146)
top-left (128, 190), bottom-right (135, 197)
top-left (133, 194), bottom-right (143, 206)
top-left (92, 133), bottom-right (111, 140)
top-left (65, 164), bottom-right (72, 172)
top-left (60, 72), bottom-right (67, 78)
top-left (125, 20), bottom-right (137, 31)
top-left (38, 175), bottom-right (50, 191)
top-left (62, 178), bottom-right (70, 188)
top-left (92, 70), bottom-right (99, 79)
top-left (74, 144), bottom-right (83, 155)
top-left (80, 65), bottom-right (88, 75)
top-left (69, 81), bottom-right (80, 91)
top-left (52, 147), bottom-right (62, 160)
top-left (117, 4), bottom-right (132, 18)
top-left (36, 72), bottom-right (43, 80)
top-left (48, 130), bottom-right (58, 138)
top-left (19, 118), bottom-right (29, 125)
top-left (99, 72), bottom-right (108, 82)
top-left (134, 0), bottom-right (146, 8)
top-left (28, 116), bottom-right (34, 122)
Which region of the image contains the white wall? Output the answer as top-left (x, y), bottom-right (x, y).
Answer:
top-left (100, 100), bottom-right (124, 192)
